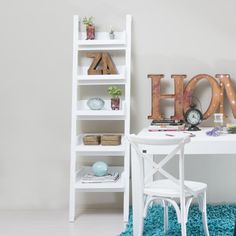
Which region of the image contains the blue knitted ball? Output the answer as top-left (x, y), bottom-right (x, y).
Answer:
top-left (92, 161), bottom-right (108, 176)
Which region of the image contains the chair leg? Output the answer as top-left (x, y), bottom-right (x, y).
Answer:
top-left (180, 197), bottom-right (187, 236)
top-left (162, 200), bottom-right (168, 234)
top-left (180, 220), bottom-right (187, 236)
top-left (202, 211), bottom-right (209, 236)
top-left (179, 201), bottom-right (187, 236)
top-left (202, 191), bottom-right (210, 236)
top-left (198, 191), bottom-right (209, 236)
top-left (132, 199), bottom-right (144, 236)
top-left (179, 146), bottom-right (187, 236)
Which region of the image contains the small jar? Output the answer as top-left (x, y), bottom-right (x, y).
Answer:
top-left (86, 25), bottom-right (95, 40)
top-left (213, 113), bottom-right (224, 130)
top-left (111, 97), bottom-right (120, 110)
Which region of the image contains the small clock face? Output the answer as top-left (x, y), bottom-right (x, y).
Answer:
top-left (186, 110), bottom-right (201, 125)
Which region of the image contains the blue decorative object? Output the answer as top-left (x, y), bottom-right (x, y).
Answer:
top-left (120, 204), bottom-right (236, 236)
top-left (87, 97), bottom-right (105, 110)
top-left (92, 161), bottom-right (108, 176)
top-left (206, 127), bottom-right (221, 137)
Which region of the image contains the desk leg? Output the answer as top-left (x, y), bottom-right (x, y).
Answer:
top-left (131, 147), bottom-right (144, 236)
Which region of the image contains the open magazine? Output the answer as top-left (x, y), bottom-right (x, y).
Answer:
top-left (81, 171), bottom-right (119, 183)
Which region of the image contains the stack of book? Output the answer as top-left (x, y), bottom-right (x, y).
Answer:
top-left (226, 123), bottom-right (236, 134)
top-left (81, 171), bottom-right (119, 183)
top-left (148, 119), bottom-right (185, 132)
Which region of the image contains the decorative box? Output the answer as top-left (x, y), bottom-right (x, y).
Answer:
top-left (83, 135), bottom-right (101, 145)
top-left (101, 135), bottom-right (121, 145)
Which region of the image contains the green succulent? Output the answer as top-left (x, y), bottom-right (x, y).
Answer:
top-left (82, 16), bottom-right (94, 26)
top-left (108, 86), bottom-right (122, 98)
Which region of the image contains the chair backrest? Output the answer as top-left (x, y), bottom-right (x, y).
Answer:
top-left (129, 134), bottom-right (190, 146)
top-left (128, 134), bottom-right (195, 196)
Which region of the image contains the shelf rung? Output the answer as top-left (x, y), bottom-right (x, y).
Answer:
top-left (75, 166), bottom-right (125, 192)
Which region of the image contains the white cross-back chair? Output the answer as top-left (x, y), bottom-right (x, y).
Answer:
top-left (129, 134), bottom-right (209, 236)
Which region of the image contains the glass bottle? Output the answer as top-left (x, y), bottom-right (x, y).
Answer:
top-left (213, 113), bottom-right (224, 131)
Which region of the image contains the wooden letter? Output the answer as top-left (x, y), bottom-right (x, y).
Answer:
top-left (171, 74), bottom-right (186, 120)
top-left (216, 74), bottom-right (236, 118)
top-left (184, 74), bottom-right (221, 119)
top-left (102, 53), bottom-right (117, 74)
top-left (148, 74), bottom-right (186, 120)
top-left (87, 53), bottom-right (103, 75)
top-left (86, 52), bottom-right (117, 75)
top-left (148, 74), bottom-right (164, 120)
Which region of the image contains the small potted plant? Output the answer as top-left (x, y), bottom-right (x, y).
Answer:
top-left (83, 16), bottom-right (95, 40)
top-left (108, 86), bottom-right (122, 110)
top-left (109, 26), bottom-right (115, 39)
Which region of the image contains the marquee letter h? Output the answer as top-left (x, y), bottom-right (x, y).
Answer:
top-left (148, 74), bottom-right (186, 120)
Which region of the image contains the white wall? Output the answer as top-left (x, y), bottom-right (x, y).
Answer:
top-left (1, 0), bottom-right (236, 210)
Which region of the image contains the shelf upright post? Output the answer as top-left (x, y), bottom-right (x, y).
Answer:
top-left (69, 15), bottom-right (79, 222)
top-left (123, 14), bottom-right (132, 223)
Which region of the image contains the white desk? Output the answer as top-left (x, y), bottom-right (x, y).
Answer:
top-left (131, 127), bottom-right (236, 236)
top-left (138, 127), bottom-right (236, 155)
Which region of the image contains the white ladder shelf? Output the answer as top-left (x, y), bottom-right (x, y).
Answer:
top-left (69, 15), bottom-right (132, 223)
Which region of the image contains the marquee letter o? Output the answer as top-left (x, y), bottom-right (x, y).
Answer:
top-left (184, 74), bottom-right (221, 119)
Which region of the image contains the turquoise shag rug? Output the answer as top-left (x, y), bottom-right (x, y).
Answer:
top-left (120, 204), bottom-right (236, 236)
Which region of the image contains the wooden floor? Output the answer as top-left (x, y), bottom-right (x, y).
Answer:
top-left (0, 209), bottom-right (124, 236)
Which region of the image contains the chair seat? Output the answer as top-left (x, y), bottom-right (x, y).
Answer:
top-left (144, 179), bottom-right (207, 198)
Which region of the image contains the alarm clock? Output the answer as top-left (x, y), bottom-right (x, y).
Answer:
top-left (184, 104), bottom-right (203, 131)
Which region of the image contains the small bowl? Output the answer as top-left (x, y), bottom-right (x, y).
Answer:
top-left (87, 97), bottom-right (105, 110)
